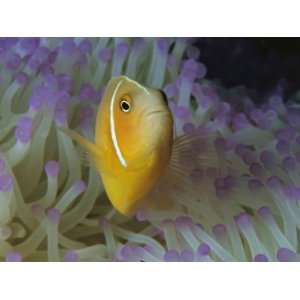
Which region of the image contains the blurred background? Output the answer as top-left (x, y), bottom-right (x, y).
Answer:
top-left (192, 38), bottom-right (300, 103)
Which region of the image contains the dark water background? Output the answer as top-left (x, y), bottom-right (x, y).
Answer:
top-left (193, 38), bottom-right (300, 103)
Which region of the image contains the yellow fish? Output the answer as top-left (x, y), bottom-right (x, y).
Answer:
top-left (64, 76), bottom-right (216, 215)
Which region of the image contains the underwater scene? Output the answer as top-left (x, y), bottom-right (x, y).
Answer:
top-left (0, 37), bottom-right (300, 262)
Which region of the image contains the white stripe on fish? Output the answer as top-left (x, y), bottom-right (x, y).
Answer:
top-left (110, 79), bottom-right (128, 168)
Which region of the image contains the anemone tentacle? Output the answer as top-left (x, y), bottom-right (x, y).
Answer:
top-left (0, 37), bottom-right (299, 261)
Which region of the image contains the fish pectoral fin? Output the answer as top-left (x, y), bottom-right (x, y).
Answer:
top-left (58, 126), bottom-right (103, 160)
top-left (79, 149), bottom-right (91, 167)
top-left (58, 127), bottom-right (119, 178)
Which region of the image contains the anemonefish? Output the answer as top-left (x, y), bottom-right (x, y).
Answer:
top-left (63, 76), bottom-right (218, 216)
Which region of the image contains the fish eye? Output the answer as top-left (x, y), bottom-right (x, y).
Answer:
top-left (120, 99), bottom-right (131, 112)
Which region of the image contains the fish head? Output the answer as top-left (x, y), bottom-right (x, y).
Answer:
top-left (97, 76), bottom-right (173, 169)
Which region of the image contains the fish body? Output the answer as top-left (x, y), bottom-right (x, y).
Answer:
top-left (65, 76), bottom-right (218, 216)
top-left (94, 76), bottom-right (173, 214)
top-left (67, 76), bottom-right (174, 215)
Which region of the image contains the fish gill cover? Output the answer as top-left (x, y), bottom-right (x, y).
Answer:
top-left (0, 37), bottom-right (299, 262)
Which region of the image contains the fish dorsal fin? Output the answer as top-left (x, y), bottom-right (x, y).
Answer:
top-left (148, 132), bottom-right (226, 211)
top-left (168, 132), bottom-right (221, 178)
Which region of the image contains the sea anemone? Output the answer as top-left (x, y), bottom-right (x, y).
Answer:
top-left (0, 37), bottom-right (299, 261)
